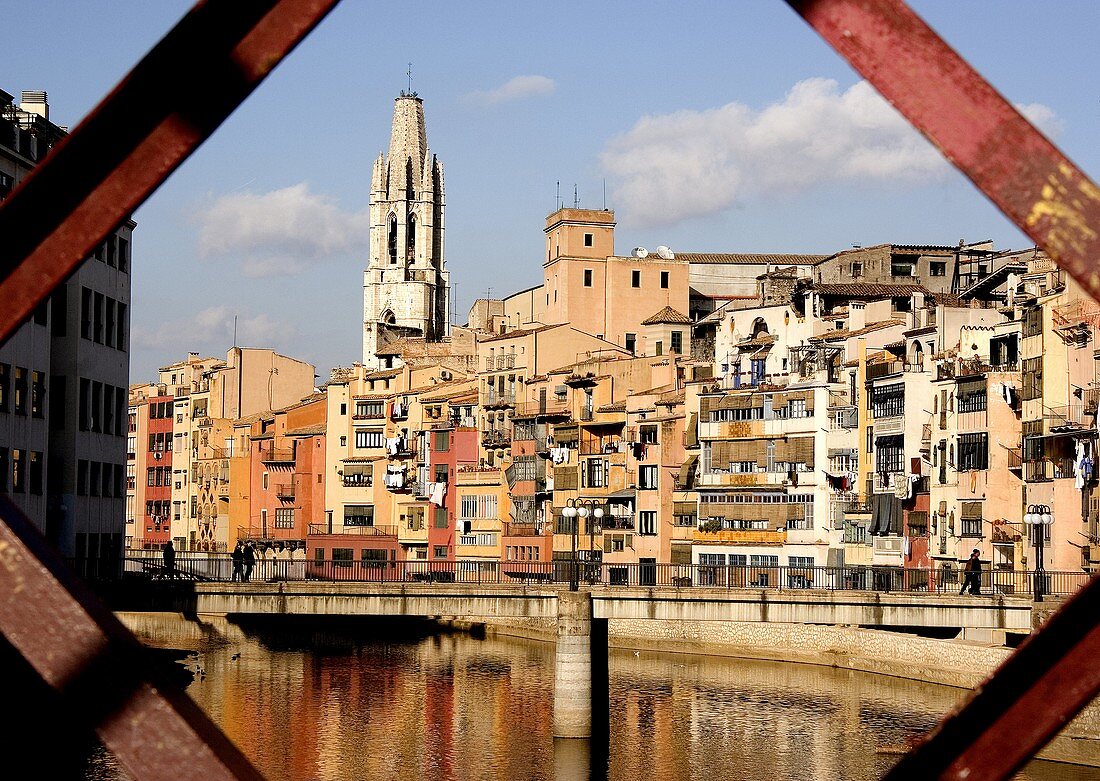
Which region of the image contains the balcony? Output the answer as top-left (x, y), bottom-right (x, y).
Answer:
top-left (1047, 404), bottom-right (1098, 429)
top-left (1025, 457), bottom-right (1075, 482)
top-left (308, 523), bottom-right (397, 537)
top-left (258, 445), bottom-right (295, 464)
top-left (697, 469), bottom-right (812, 488)
top-left (274, 482), bottom-right (295, 501)
top-left (513, 400), bottom-right (571, 419)
top-left (873, 471), bottom-right (902, 492)
top-left (456, 466), bottom-right (504, 486)
top-left (579, 438), bottom-right (622, 456)
top-left (866, 361), bottom-right (904, 380)
top-left (195, 416), bottom-right (212, 428)
top-left (483, 391), bottom-right (516, 409)
top-left (481, 428), bottom-right (512, 448)
top-left (342, 473), bottom-right (373, 488)
top-left (693, 528), bottom-right (787, 545)
top-left (503, 523), bottom-right (546, 537)
top-left (352, 410), bottom-right (385, 421)
top-left (601, 515), bottom-right (635, 531)
top-left (387, 439), bottom-right (417, 459)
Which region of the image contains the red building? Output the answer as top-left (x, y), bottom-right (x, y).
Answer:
top-left (427, 417), bottom-right (479, 569)
top-left (140, 394), bottom-right (173, 548)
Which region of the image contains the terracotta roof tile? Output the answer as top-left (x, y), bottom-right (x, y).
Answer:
top-left (812, 283), bottom-right (929, 298)
top-left (641, 306), bottom-right (692, 325)
top-left (680, 252), bottom-right (828, 265)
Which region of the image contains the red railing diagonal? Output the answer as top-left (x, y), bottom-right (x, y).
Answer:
top-left (0, 0), bottom-right (340, 345)
top-left (785, 1), bottom-right (1100, 778)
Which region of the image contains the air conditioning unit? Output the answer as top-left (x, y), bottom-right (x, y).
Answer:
top-left (440, 369), bottom-right (452, 380)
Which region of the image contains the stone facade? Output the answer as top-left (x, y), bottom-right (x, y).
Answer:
top-left (363, 94), bottom-right (449, 368)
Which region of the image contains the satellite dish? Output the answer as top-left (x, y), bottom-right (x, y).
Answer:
top-left (632, 247), bottom-right (649, 259)
top-left (656, 245), bottom-right (675, 260)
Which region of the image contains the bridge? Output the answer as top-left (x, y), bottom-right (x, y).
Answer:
top-left (185, 568), bottom-right (1041, 739)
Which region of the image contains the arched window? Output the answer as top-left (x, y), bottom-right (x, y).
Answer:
top-left (387, 213), bottom-right (397, 264)
top-left (380, 309), bottom-right (396, 326)
top-left (406, 212), bottom-right (416, 263)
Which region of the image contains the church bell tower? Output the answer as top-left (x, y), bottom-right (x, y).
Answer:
top-left (363, 92), bottom-right (449, 367)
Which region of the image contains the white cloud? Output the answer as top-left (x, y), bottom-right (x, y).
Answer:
top-left (465, 75), bottom-right (556, 106)
top-left (601, 78), bottom-right (1060, 226)
top-left (197, 183), bottom-right (369, 277)
top-left (133, 306), bottom-right (295, 351)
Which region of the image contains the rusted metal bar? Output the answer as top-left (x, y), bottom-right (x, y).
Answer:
top-left (0, 497), bottom-right (266, 781)
top-left (787, 0), bottom-right (1100, 304)
top-left (882, 573), bottom-right (1100, 780)
top-left (781, 4), bottom-right (1100, 777)
top-left (0, 0), bottom-right (340, 346)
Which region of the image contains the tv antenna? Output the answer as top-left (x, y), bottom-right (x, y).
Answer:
top-left (407, 63), bottom-right (412, 93)
top-left (573, 184), bottom-right (579, 208)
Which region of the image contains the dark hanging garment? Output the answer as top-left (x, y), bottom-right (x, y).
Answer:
top-left (871, 493), bottom-right (902, 535)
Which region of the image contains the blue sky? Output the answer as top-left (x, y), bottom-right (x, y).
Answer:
top-left (2, 1), bottom-right (1099, 380)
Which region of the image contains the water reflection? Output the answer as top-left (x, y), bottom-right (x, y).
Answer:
top-left (89, 613), bottom-right (1098, 781)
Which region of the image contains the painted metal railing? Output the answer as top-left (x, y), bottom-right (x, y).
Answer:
top-left (121, 555), bottom-right (1092, 596)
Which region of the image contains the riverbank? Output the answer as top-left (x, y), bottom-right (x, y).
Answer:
top-left (449, 615), bottom-right (1100, 768)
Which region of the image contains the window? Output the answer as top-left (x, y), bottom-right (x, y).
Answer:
top-left (1021, 357), bottom-right (1042, 401)
top-left (434, 507), bottom-right (448, 529)
top-left (434, 545), bottom-right (448, 558)
top-left (433, 430), bottom-right (450, 451)
top-left (639, 465), bottom-right (658, 489)
top-left (891, 261), bottom-right (915, 277)
top-left (660, 271), bottom-right (669, 289)
top-left (957, 433), bottom-right (989, 471)
top-left (956, 377), bottom-right (987, 414)
top-left (1023, 306), bottom-right (1043, 337)
top-left (631, 270), bottom-right (640, 288)
top-left (344, 505), bottom-right (375, 526)
top-left (274, 508), bottom-right (295, 528)
top-left (13, 367), bottom-right (27, 415)
top-left (930, 261), bottom-right (946, 276)
top-left (625, 333), bottom-right (636, 354)
top-left (459, 494), bottom-right (498, 519)
top-left (639, 511), bottom-right (657, 536)
top-left (29, 452), bottom-right (42, 495)
top-left (852, 262), bottom-right (863, 277)
top-left (875, 435), bottom-right (904, 474)
top-left (892, 297), bottom-right (912, 312)
top-left (583, 269), bottom-right (593, 287)
top-left (93, 292), bottom-right (104, 343)
top-left (581, 458), bottom-right (607, 489)
top-left (354, 400), bottom-right (384, 418)
top-left (639, 425), bottom-right (657, 444)
top-left (670, 331), bottom-right (683, 354)
top-left (355, 429), bottom-right (384, 449)
top-left (116, 302), bottom-right (127, 349)
top-left (871, 383), bottom-right (904, 418)
top-left (584, 233), bottom-right (593, 247)
top-left (654, 341), bottom-right (663, 357)
top-left (81, 287), bottom-right (92, 339)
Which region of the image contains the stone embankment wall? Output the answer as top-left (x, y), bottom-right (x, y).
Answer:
top-left (448, 615), bottom-right (1100, 768)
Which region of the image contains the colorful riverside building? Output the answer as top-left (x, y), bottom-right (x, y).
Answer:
top-left (126, 388), bottom-right (174, 549)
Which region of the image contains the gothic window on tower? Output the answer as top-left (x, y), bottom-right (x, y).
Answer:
top-left (406, 213), bottom-right (416, 263)
top-left (388, 214), bottom-right (398, 264)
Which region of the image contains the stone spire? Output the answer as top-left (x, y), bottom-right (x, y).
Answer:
top-left (386, 95), bottom-right (426, 199)
top-left (362, 94), bottom-right (450, 368)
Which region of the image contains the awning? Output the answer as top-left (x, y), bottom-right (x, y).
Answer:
top-left (606, 488), bottom-right (636, 500)
top-left (676, 455), bottom-right (699, 489)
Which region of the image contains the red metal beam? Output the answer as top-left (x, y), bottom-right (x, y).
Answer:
top-left (787, 0), bottom-right (1100, 304)
top-left (0, 1), bottom-right (340, 779)
top-left (0, 0), bottom-right (340, 346)
top-left (784, 2), bottom-right (1100, 778)
top-left (0, 497), bottom-right (266, 781)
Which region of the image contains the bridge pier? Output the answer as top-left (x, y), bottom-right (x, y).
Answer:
top-left (554, 590), bottom-right (606, 738)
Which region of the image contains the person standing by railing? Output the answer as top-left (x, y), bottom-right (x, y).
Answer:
top-left (162, 540), bottom-right (176, 580)
top-left (231, 542), bottom-right (244, 582)
top-left (960, 549), bottom-right (983, 595)
top-left (242, 542), bottom-right (256, 582)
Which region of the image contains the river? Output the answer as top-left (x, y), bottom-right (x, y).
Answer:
top-left (82, 613), bottom-right (1100, 781)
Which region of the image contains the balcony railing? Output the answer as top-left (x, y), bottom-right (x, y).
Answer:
top-left (342, 473), bottom-right (373, 487)
top-left (1047, 404), bottom-right (1098, 428)
top-left (483, 391), bottom-right (516, 408)
top-left (307, 523), bottom-right (397, 537)
top-left (513, 400), bottom-right (571, 418)
top-left (274, 483), bottom-right (295, 500)
top-left (579, 439), bottom-right (622, 456)
top-left (481, 428), bottom-right (512, 447)
top-left (258, 446), bottom-right (295, 464)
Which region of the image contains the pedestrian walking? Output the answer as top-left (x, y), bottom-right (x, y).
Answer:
top-left (163, 540), bottom-right (176, 580)
top-left (231, 542), bottom-right (244, 582)
top-left (960, 549), bottom-right (983, 595)
top-left (243, 541), bottom-right (256, 583)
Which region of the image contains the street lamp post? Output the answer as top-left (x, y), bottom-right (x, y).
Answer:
top-left (562, 498), bottom-right (605, 590)
top-left (1024, 504), bottom-right (1054, 602)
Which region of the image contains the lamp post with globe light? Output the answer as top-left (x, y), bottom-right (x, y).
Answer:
top-left (1024, 504), bottom-right (1054, 602)
top-left (562, 498), bottom-right (604, 591)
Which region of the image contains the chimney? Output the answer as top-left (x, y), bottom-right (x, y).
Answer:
top-left (19, 90), bottom-right (48, 120)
